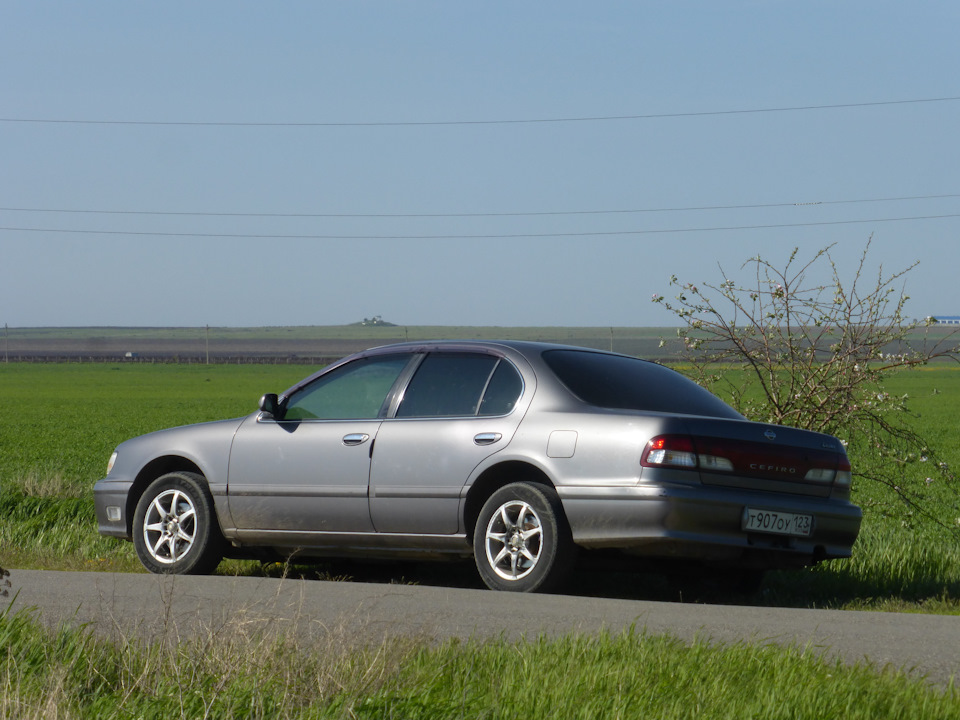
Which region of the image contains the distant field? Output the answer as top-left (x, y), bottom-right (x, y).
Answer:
top-left (3, 324), bottom-right (954, 364)
top-left (1, 325), bottom-right (677, 363)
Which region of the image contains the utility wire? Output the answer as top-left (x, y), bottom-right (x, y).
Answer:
top-left (1, 193), bottom-right (957, 220)
top-left (2, 214), bottom-right (959, 240)
top-left (1, 96), bottom-right (958, 128)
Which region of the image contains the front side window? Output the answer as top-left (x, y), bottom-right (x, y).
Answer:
top-left (283, 354), bottom-right (411, 420)
top-left (396, 353), bottom-right (522, 418)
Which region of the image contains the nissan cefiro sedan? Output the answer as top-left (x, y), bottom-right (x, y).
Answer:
top-left (94, 340), bottom-right (862, 593)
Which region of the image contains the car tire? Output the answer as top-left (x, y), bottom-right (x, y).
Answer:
top-left (133, 471), bottom-right (224, 575)
top-left (473, 482), bottom-right (575, 593)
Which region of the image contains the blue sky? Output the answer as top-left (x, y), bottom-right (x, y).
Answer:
top-left (2, 2), bottom-right (958, 328)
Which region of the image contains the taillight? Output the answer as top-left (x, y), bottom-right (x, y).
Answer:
top-left (640, 435), bottom-right (733, 472)
top-left (833, 455), bottom-right (852, 487)
top-left (803, 468), bottom-right (835, 482)
top-left (641, 433), bottom-right (850, 485)
top-left (643, 435), bottom-right (697, 468)
top-left (803, 454), bottom-right (852, 485)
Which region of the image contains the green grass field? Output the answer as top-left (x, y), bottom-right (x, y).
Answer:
top-left (2, 360), bottom-right (959, 716)
top-left (1, 361), bottom-right (959, 601)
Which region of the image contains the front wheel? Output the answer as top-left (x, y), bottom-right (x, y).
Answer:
top-left (133, 471), bottom-right (224, 575)
top-left (473, 482), bottom-right (575, 593)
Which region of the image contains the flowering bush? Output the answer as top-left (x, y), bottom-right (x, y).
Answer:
top-left (654, 240), bottom-right (960, 529)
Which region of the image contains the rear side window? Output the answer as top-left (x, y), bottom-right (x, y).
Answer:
top-left (478, 361), bottom-right (524, 416)
top-left (397, 353), bottom-right (522, 418)
top-left (542, 349), bottom-right (742, 419)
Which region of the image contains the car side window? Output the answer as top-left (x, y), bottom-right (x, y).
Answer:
top-left (397, 353), bottom-right (521, 418)
top-left (283, 354), bottom-right (411, 420)
top-left (477, 360), bottom-right (523, 416)
top-left (541, 349), bottom-right (742, 419)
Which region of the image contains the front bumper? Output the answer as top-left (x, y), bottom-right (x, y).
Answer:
top-left (93, 477), bottom-right (135, 539)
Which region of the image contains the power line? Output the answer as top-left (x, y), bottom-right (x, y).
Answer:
top-left (1, 96), bottom-right (958, 128)
top-left (2, 214), bottom-right (959, 240)
top-left (1, 193), bottom-right (957, 220)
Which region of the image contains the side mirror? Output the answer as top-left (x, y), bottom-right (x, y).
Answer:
top-left (259, 393), bottom-right (281, 419)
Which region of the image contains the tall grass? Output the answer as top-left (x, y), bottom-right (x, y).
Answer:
top-left (2, 603), bottom-right (957, 719)
top-left (764, 520), bottom-right (960, 612)
top-left (0, 601), bottom-right (416, 719)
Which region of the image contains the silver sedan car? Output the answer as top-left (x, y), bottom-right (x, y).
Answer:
top-left (94, 340), bottom-right (861, 592)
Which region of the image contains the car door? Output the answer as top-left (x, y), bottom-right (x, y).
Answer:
top-left (368, 352), bottom-right (526, 534)
top-left (226, 353), bottom-right (413, 533)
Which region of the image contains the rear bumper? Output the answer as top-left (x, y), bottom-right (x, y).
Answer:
top-left (557, 482), bottom-right (862, 568)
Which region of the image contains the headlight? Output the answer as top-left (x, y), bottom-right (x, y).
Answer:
top-left (106, 451), bottom-right (118, 475)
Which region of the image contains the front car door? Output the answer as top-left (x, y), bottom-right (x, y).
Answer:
top-left (226, 353), bottom-right (413, 533)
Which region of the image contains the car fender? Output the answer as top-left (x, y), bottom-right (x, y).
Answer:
top-left (113, 416), bottom-right (247, 509)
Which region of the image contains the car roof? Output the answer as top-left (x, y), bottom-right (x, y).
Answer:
top-left (281, 339), bottom-right (665, 400)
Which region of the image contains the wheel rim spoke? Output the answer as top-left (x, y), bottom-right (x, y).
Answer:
top-left (171, 491), bottom-right (186, 516)
top-left (143, 487), bottom-right (198, 564)
top-left (484, 498), bottom-right (544, 582)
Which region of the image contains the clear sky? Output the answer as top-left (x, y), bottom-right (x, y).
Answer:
top-left (2, 2), bottom-right (958, 328)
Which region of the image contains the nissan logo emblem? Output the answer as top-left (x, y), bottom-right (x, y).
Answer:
top-left (764, 430), bottom-right (777, 441)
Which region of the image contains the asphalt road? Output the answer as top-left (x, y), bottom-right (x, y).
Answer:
top-left (3, 569), bottom-right (958, 688)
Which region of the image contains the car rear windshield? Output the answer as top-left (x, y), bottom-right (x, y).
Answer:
top-left (542, 349), bottom-right (742, 419)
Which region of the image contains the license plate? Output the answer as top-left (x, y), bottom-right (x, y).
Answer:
top-left (742, 508), bottom-right (814, 537)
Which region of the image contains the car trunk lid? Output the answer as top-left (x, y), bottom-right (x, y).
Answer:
top-left (645, 417), bottom-right (849, 498)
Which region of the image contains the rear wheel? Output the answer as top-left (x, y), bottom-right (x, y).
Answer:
top-left (133, 471), bottom-right (224, 575)
top-left (473, 482), bottom-right (575, 593)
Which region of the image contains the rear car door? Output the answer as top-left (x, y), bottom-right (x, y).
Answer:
top-left (368, 351), bottom-right (525, 534)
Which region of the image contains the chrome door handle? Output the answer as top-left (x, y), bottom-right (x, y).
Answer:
top-left (474, 432), bottom-right (502, 446)
top-left (342, 433), bottom-right (370, 446)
